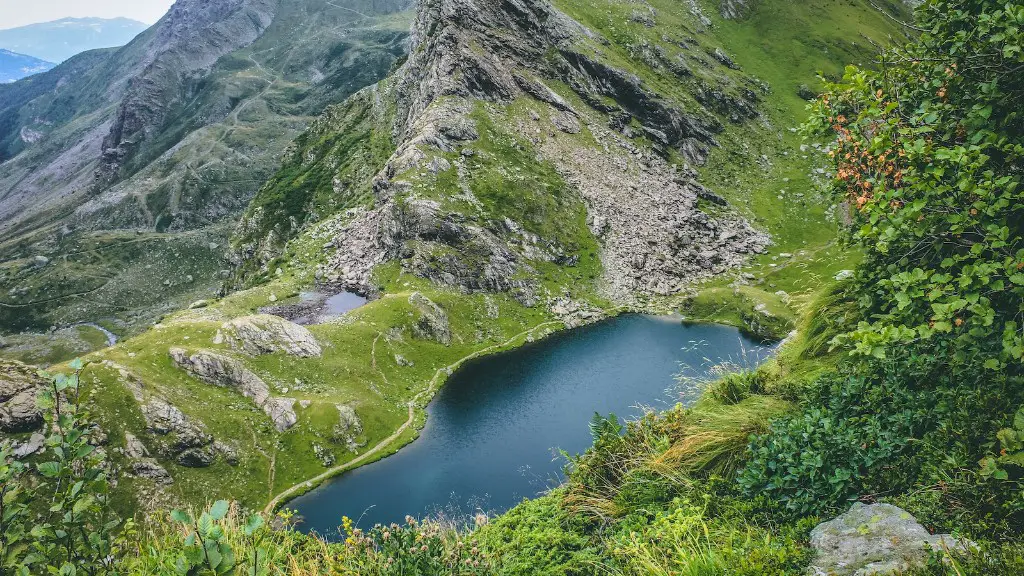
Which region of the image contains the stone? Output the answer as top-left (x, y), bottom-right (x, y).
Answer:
top-left (408, 292), bottom-right (452, 345)
top-left (263, 397), bottom-right (298, 431)
top-left (395, 354), bottom-right (414, 367)
top-left (0, 360), bottom-right (47, 432)
top-left (141, 398), bottom-right (217, 466)
top-left (835, 269), bottom-right (855, 281)
top-left (12, 432), bottom-right (45, 457)
top-left (132, 458), bottom-right (172, 484)
top-left (169, 348), bottom-right (298, 431)
top-left (334, 404), bottom-right (364, 452)
top-left (176, 446), bottom-right (217, 467)
top-left (215, 441), bottom-right (240, 465)
top-left (551, 110), bottom-right (582, 134)
top-left (124, 432), bottom-right (150, 459)
top-left (809, 503), bottom-right (976, 576)
top-left (720, 0), bottom-right (752, 19)
top-left (221, 314), bottom-right (322, 357)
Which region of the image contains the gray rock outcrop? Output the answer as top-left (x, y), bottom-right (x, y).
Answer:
top-left (131, 459), bottom-right (172, 484)
top-left (141, 398), bottom-right (218, 467)
top-left (721, 0), bottom-right (754, 19)
top-left (809, 503), bottom-right (976, 576)
top-left (124, 432), bottom-right (150, 459)
top-left (12, 432), bottom-right (45, 457)
top-left (0, 360), bottom-right (47, 432)
top-left (221, 314), bottom-right (322, 357)
top-left (334, 404), bottom-right (365, 452)
top-left (408, 292), bottom-right (452, 345)
top-left (169, 348), bottom-right (298, 431)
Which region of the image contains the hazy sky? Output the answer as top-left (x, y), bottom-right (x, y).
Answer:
top-left (0, 0), bottom-right (175, 29)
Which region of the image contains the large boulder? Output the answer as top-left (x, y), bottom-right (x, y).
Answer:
top-left (141, 398), bottom-right (218, 467)
top-left (0, 360), bottom-right (47, 432)
top-left (408, 292), bottom-right (452, 345)
top-left (333, 404), bottom-right (365, 452)
top-left (169, 349), bottom-right (298, 431)
top-left (809, 503), bottom-right (976, 576)
top-left (221, 314), bottom-right (322, 357)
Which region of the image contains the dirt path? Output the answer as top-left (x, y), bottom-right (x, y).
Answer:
top-left (262, 319), bottom-right (566, 514)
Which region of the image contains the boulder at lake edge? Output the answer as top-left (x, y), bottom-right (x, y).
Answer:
top-left (809, 503), bottom-right (976, 576)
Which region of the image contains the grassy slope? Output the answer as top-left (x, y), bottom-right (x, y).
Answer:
top-left (34, 0), bottom-right (905, 518)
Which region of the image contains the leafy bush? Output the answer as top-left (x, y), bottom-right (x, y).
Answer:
top-left (805, 0), bottom-right (1024, 366)
top-left (1, 359), bottom-right (126, 575)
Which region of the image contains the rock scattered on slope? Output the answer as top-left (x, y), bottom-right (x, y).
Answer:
top-left (809, 503), bottom-right (976, 576)
top-left (168, 348), bottom-right (298, 431)
top-left (141, 398), bottom-right (218, 467)
top-left (720, 0), bottom-right (753, 19)
top-left (221, 314), bottom-right (322, 357)
top-left (12, 432), bottom-right (45, 457)
top-left (124, 432), bottom-right (150, 459)
top-left (409, 292), bottom-right (452, 345)
top-left (334, 404), bottom-right (365, 452)
top-left (0, 360), bottom-right (47, 432)
top-left (131, 459), bottom-right (173, 484)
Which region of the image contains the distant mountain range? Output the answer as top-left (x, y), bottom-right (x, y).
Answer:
top-left (0, 49), bottom-right (54, 83)
top-left (0, 17), bottom-right (149, 63)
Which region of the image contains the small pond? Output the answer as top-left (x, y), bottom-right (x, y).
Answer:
top-left (262, 291), bottom-right (368, 325)
top-left (290, 315), bottom-right (774, 535)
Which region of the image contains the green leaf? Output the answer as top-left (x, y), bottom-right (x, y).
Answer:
top-left (244, 514), bottom-right (265, 536)
top-left (68, 358), bottom-right (84, 371)
top-left (209, 500), bottom-right (230, 521)
top-left (170, 510), bottom-right (192, 524)
top-left (983, 358), bottom-right (1001, 370)
top-left (37, 462), bottom-right (61, 478)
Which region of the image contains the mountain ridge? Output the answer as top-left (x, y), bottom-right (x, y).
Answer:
top-left (0, 0), bottom-right (414, 352)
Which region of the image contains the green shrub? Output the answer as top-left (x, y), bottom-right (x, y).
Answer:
top-left (1, 360), bottom-right (126, 575)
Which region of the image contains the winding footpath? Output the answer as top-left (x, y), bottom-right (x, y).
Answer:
top-left (263, 319), bottom-right (567, 514)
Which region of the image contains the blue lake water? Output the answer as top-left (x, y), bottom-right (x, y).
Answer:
top-left (290, 315), bottom-right (773, 536)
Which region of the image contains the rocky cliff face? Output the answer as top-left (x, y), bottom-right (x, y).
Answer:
top-left (0, 0), bottom-right (413, 342)
top-left (97, 0), bottom-right (278, 186)
top-left (235, 0), bottom-right (769, 304)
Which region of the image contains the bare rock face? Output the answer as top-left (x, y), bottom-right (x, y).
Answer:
top-left (293, 0), bottom-right (768, 306)
top-left (131, 459), bottom-right (173, 484)
top-left (0, 360), bottom-right (47, 432)
top-left (333, 404), bottom-right (365, 452)
top-left (408, 292), bottom-right (452, 345)
top-left (97, 0), bottom-right (278, 186)
top-left (720, 0), bottom-right (754, 19)
top-left (141, 398), bottom-right (218, 467)
top-left (809, 503), bottom-right (976, 576)
top-left (168, 348), bottom-right (298, 431)
top-left (12, 432), bottom-right (45, 457)
top-left (124, 432), bottom-right (150, 459)
top-left (221, 314), bottom-right (322, 357)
